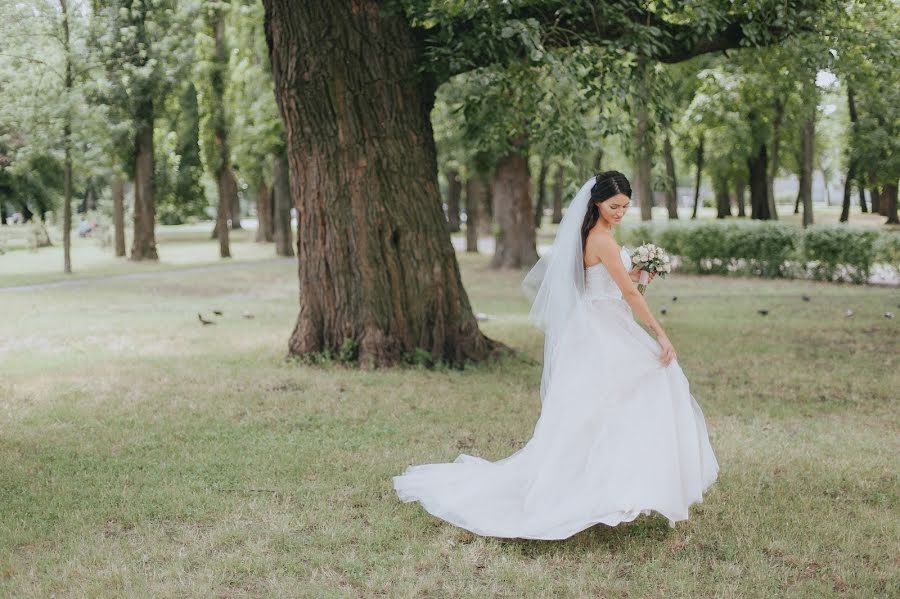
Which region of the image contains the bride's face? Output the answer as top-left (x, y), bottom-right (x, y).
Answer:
top-left (598, 194), bottom-right (631, 225)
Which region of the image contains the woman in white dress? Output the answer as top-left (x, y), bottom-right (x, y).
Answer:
top-left (393, 171), bottom-right (719, 540)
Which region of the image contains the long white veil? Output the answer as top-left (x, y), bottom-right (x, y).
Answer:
top-left (522, 176), bottom-right (595, 403)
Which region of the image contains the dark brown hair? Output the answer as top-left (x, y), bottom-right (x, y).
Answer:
top-left (581, 170), bottom-right (632, 249)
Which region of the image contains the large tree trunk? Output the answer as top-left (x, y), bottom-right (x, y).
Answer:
top-left (885, 184), bottom-right (899, 225)
top-left (663, 134), bottom-right (678, 219)
top-left (209, 10), bottom-right (232, 256)
top-left (878, 187), bottom-right (889, 216)
top-left (767, 100), bottom-right (783, 220)
top-left (735, 177), bottom-right (747, 217)
top-left (112, 177), bottom-right (126, 256)
top-left (534, 156), bottom-right (548, 229)
top-left (491, 151), bottom-right (538, 269)
top-left (748, 143), bottom-right (771, 220)
top-left (131, 117), bottom-right (158, 260)
top-left (255, 179), bottom-right (274, 242)
top-left (445, 170), bottom-right (461, 232)
top-left (551, 162), bottom-right (564, 224)
top-left (272, 151), bottom-right (293, 257)
top-left (263, 0), bottom-right (494, 366)
top-left (230, 186), bottom-right (242, 229)
top-left (691, 137), bottom-right (703, 219)
top-left (464, 175), bottom-right (485, 253)
top-left (840, 161), bottom-right (855, 223)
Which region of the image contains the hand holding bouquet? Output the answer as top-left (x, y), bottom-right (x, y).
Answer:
top-left (631, 243), bottom-right (672, 295)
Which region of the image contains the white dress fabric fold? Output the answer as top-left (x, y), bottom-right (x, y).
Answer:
top-left (393, 248), bottom-right (719, 540)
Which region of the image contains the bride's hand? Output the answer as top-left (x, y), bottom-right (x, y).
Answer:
top-left (628, 267), bottom-right (655, 284)
top-left (656, 333), bottom-right (677, 366)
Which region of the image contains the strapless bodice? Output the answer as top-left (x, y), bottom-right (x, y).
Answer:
top-left (584, 247), bottom-right (631, 301)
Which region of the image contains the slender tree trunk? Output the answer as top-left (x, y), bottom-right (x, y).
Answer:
top-left (767, 100), bottom-right (783, 220)
top-left (859, 183), bottom-right (868, 213)
top-left (534, 156), bottom-right (548, 229)
top-left (464, 175), bottom-right (485, 253)
top-left (748, 143), bottom-right (771, 220)
top-left (735, 177), bottom-right (746, 217)
top-left (663, 134), bottom-right (678, 219)
top-left (592, 148), bottom-right (603, 173)
top-left (1, 204), bottom-right (7, 225)
top-left (840, 161), bottom-right (856, 223)
top-left (112, 177), bottom-right (126, 256)
top-left (714, 176), bottom-right (731, 218)
top-left (445, 170), bottom-right (461, 232)
top-left (255, 179), bottom-right (273, 242)
top-left (885, 184), bottom-right (899, 224)
top-left (551, 162), bottom-right (564, 224)
top-left (272, 151), bottom-right (293, 257)
top-left (870, 185), bottom-right (881, 213)
top-left (491, 151), bottom-right (538, 269)
top-left (793, 187), bottom-right (801, 214)
top-left (479, 180), bottom-right (493, 236)
top-left (131, 117), bottom-right (158, 260)
top-left (263, 1), bottom-right (496, 365)
top-left (230, 185), bottom-right (242, 229)
top-left (60, 0), bottom-right (73, 274)
top-left (216, 167), bottom-right (234, 258)
top-left (635, 97), bottom-right (653, 221)
top-left (691, 137), bottom-right (704, 219)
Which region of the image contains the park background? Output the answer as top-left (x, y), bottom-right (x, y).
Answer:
top-left (1, 1), bottom-right (898, 597)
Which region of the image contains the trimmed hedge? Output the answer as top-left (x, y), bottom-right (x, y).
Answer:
top-left (619, 220), bottom-right (898, 284)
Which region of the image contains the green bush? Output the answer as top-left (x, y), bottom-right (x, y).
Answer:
top-left (874, 233), bottom-right (900, 271)
top-left (800, 226), bottom-right (879, 284)
top-left (619, 220), bottom-right (891, 284)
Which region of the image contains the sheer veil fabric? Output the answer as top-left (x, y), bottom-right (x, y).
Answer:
top-left (393, 175), bottom-right (720, 540)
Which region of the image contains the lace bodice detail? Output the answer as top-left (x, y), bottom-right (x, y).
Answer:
top-left (584, 247), bottom-right (631, 301)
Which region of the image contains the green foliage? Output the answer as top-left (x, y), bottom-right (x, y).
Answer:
top-left (337, 337), bottom-right (359, 363)
top-left (622, 221), bottom-right (889, 283)
top-left (801, 225), bottom-right (879, 283)
top-left (873, 233), bottom-right (900, 270)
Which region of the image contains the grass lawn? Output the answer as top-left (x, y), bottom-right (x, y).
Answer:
top-left (1, 246), bottom-right (898, 597)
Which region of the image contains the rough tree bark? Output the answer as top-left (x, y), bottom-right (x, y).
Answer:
top-left (551, 163), bottom-right (564, 224)
top-left (534, 156), bottom-right (548, 229)
top-left (748, 143), bottom-right (771, 220)
top-left (464, 175), bottom-right (485, 253)
top-left (491, 151), bottom-right (539, 269)
top-left (445, 170), bottom-right (461, 232)
top-left (271, 152), bottom-right (293, 257)
top-left (255, 179), bottom-right (274, 242)
top-left (215, 167), bottom-right (236, 258)
top-left (112, 177), bottom-right (126, 256)
top-left (131, 115), bottom-right (158, 260)
top-left (870, 185), bottom-right (881, 214)
top-left (209, 9), bottom-right (232, 256)
top-left (263, 1), bottom-right (496, 365)
top-left (691, 137), bottom-right (703, 219)
top-left (663, 134), bottom-right (678, 219)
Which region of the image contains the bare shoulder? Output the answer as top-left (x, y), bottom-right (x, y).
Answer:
top-left (584, 229), bottom-right (620, 257)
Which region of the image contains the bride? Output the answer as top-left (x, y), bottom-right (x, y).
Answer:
top-left (393, 171), bottom-right (719, 540)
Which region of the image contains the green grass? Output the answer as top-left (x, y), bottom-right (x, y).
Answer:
top-left (1, 246), bottom-right (898, 597)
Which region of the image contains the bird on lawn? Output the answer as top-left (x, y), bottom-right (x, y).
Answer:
top-left (213, 310), bottom-right (223, 316)
top-left (757, 309), bottom-right (769, 316)
top-left (885, 312), bottom-right (894, 319)
top-left (198, 313), bottom-right (215, 325)
top-left (660, 306), bottom-right (668, 315)
top-left (802, 294), bottom-right (811, 302)
top-left (844, 309), bottom-right (854, 318)
top-left (672, 296), bottom-right (678, 302)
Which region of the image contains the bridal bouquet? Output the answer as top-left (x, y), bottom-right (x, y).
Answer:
top-left (631, 243), bottom-right (672, 295)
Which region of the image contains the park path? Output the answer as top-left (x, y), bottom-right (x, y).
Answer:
top-left (0, 257), bottom-right (292, 293)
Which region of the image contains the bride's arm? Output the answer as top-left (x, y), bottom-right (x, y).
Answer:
top-left (593, 237), bottom-right (676, 364)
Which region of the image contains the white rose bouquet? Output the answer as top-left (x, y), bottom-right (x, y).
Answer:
top-left (631, 243), bottom-right (672, 295)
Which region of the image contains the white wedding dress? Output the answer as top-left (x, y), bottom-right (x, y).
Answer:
top-left (392, 247), bottom-right (719, 540)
